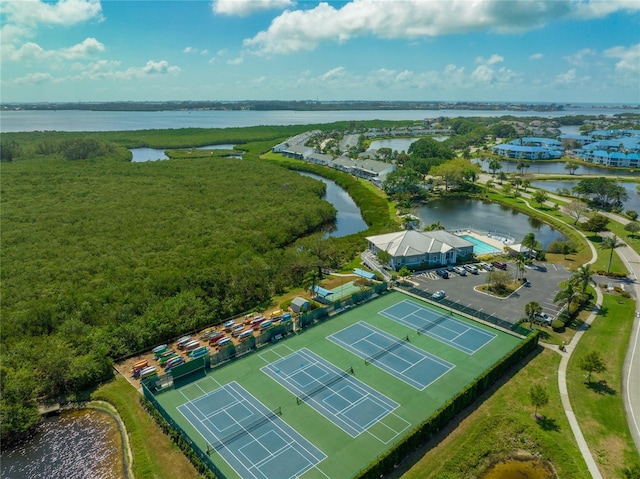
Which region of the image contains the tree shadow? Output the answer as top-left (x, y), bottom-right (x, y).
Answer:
top-left (537, 416), bottom-right (560, 432)
top-left (586, 380), bottom-right (616, 396)
top-left (536, 329), bottom-right (552, 341)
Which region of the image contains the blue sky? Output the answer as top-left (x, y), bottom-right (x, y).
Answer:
top-left (1, 0), bottom-right (639, 103)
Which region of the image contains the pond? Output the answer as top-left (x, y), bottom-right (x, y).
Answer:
top-left (0, 408), bottom-right (126, 479)
top-left (531, 180), bottom-right (640, 213)
top-left (298, 172), bottom-right (367, 238)
top-left (481, 458), bottom-right (556, 479)
top-left (413, 198), bottom-right (566, 248)
top-left (130, 144), bottom-right (239, 162)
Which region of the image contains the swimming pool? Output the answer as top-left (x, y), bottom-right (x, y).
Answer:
top-left (460, 234), bottom-right (501, 255)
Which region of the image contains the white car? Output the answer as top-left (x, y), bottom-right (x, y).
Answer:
top-left (452, 266), bottom-right (467, 276)
top-left (432, 290), bottom-right (446, 300)
top-left (535, 312), bottom-right (553, 326)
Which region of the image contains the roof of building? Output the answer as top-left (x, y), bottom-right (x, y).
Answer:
top-left (366, 230), bottom-right (473, 257)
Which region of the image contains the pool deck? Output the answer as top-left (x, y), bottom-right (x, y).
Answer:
top-left (453, 230), bottom-right (509, 255)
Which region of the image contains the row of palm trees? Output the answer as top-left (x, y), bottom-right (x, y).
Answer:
top-left (525, 263), bottom-right (594, 327)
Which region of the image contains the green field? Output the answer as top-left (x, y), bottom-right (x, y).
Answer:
top-left (147, 290), bottom-right (523, 479)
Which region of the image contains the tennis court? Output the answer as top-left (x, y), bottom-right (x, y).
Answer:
top-left (147, 291), bottom-right (524, 479)
top-left (178, 381), bottom-right (325, 479)
top-left (261, 348), bottom-right (398, 437)
top-left (327, 322), bottom-right (454, 390)
top-left (380, 299), bottom-right (496, 354)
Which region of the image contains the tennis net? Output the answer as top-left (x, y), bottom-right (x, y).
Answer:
top-left (417, 315), bottom-right (448, 335)
top-left (364, 335), bottom-right (408, 365)
top-left (296, 369), bottom-right (351, 404)
top-left (210, 407), bottom-right (281, 451)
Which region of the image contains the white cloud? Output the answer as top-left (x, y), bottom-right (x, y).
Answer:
top-left (183, 46), bottom-right (194, 53)
top-left (564, 48), bottom-right (596, 67)
top-left (4, 37), bottom-right (104, 61)
top-left (2, 0), bottom-right (103, 27)
top-left (604, 44), bottom-right (640, 72)
top-left (212, 0), bottom-right (295, 17)
top-left (12, 72), bottom-right (55, 85)
top-left (555, 68), bottom-right (577, 85)
top-left (475, 54), bottom-right (504, 65)
top-left (243, 0), bottom-right (638, 55)
top-left (142, 60), bottom-right (180, 75)
top-left (227, 56), bottom-right (244, 65)
top-left (530, 53), bottom-right (544, 60)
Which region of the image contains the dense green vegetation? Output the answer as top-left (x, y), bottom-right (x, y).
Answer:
top-left (0, 123), bottom-right (402, 443)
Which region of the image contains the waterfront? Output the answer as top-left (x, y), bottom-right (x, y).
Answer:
top-left (414, 198), bottom-right (566, 248)
top-left (0, 409), bottom-right (126, 479)
top-left (2, 106), bottom-right (638, 133)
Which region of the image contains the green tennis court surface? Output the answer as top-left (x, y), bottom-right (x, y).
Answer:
top-left (149, 290), bottom-right (523, 479)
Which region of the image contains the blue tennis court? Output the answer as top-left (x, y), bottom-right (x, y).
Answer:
top-left (178, 381), bottom-right (325, 479)
top-left (262, 349), bottom-right (398, 437)
top-left (380, 299), bottom-right (496, 354)
top-left (328, 322), bottom-right (454, 390)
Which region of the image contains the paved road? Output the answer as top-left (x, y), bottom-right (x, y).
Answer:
top-left (484, 171), bottom-right (640, 454)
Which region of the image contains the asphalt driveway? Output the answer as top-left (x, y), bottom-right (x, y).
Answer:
top-left (410, 262), bottom-right (571, 324)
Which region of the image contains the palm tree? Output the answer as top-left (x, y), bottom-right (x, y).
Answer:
top-left (514, 254), bottom-right (527, 281)
top-left (521, 232), bottom-right (540, 258)
top-left (488, 159), bottom-right (502, 176)
top-left (571, 264), bottom-right (593, 295)
top-left (554, 282), bottom-right (576, 311)
top-left (599, 234), bottom-right (624, 274)
top-left (303, 270), bottom-right (321, 298)
top-left (423, 221), bottom-right (445, 231)
top-left (525, 301), bottom-right (542, 328)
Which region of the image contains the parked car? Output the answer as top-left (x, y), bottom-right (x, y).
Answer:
top-left (479, 262), bottom-right (493, 271)
top-left (452, 266), bottom-right (467, 276)
top-left (491, 261), bottom-right (508, 270)
top-left (464, 264), bottom-right (479, 274)
top-left (432, 290), bottom-right (446, 300)
top-left (535, 312), bottom-right (553, 326)
top-left (435, 269), bottom-right (449, 279)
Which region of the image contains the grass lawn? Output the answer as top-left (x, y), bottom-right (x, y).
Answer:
top-left (397, 347), bottom-right (590, 479)
top-left (93, 376), bottom-right (200, 479)
top-left (567, 293), bottom-right (640, 478)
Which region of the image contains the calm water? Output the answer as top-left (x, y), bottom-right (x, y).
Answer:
top-left (532, 180), bottom-right (640, 212)
top-left (414, 198), bottom-right (566, 248)
top-left (129, 144), bottom-right (239, 162)
top-left (2, 107), bottom-right (638, 132)
top-left (298, 172), bottom-right (367, 238)
top-left (0, 409), bottom-right (125, 479)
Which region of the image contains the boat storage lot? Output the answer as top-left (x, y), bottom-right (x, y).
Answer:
top-left (410, 262), bottom-right (571, 324)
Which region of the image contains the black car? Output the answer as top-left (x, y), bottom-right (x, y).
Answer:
top-left (436, 269), bottom-right (449, 279)
top-left (491, 261), bottom-right (508, 270)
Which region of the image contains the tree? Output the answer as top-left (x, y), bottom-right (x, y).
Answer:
top-left (423, 221), bottom-right (445, 231)
top-left (498, 171), bottom-right (507, 184)
top-left (564, 162), bottom-right (579, 175)
top-left (572, 177), bottom-right (628, 211)
top-left (599, 234), bottom-right (624, 274)
top-left (430, 158), bottom-right (481, 191)
top-left (397, 266), bottom-right (411, 279)
top-left (376, 250), bottom-right (392, 267)
top-left (564, 201), bottom-right (589, 225)
top-left (514, 254), bottom-right (527, 280)
top-left (554, 282), bottom-right (576, 311)
top-left (579, 351), bottom-right (607, 384)
top-left (571, 264), bottom-right (593, 295)
top-left (524, 301), bottom-right (542, 328)
top-left (532, 190), bottom-right (548, 206)
top-left (303, 270), bottom-right (320, 298)
top-left (624, 221), bottom-right (640, 236)
top-left (581, 213), bottom-right (609, 233)
top-left (382, 167), bottom-right (423, 198)
top-left (626, 210), bottom-right (638, 221)
top-left (529, 384), bottom-right (549, 419)
top-left (488, 159), bottom-right (502, 176)
top-left (521, 232), bottom-right (540, 257)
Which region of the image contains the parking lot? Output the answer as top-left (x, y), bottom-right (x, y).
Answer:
top-left (409, 262), bottom-right (571, 324)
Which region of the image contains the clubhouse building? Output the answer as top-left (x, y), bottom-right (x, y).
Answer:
top-left (366, 230), bottom-right (474, 270)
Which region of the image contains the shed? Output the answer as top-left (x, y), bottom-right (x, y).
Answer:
top-left (290, 297), bottom-right (310, 314)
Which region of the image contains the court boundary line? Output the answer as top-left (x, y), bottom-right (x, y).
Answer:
top-left (366, 411), bottom-right (412, 445)
top-left (328, 321), bottom-right (454, 390)
top-left (177, 381), bottom-right (326, 479)
top-left (380, 299), bottom-right (496, 354)
top-left (262, 348), bottom-right (398, 438)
